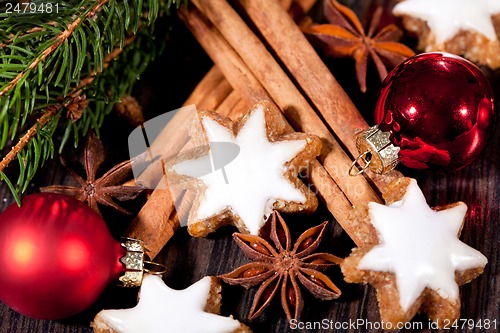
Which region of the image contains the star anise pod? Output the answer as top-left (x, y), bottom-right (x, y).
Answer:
top-left (41, 131), bottom-right (145, 216)
top-left (219, 211), bottom-right (342, 321)
top-left (303, 0), bottom-right (415, 92)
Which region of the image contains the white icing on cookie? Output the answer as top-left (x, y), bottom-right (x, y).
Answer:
top-left (358, 179), bottom-right (487, 312)
top-left (173, 104), bottom-right (307, 235)
top-left (393, 0), bottom-right (500, 45)
top-left (97, 275), bottom-right (241, 333)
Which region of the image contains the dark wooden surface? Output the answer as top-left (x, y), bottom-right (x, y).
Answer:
top-left (1, 1), bottom-right (499, 332)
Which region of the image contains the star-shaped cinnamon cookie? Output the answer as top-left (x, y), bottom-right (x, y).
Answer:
top-left (341, 178), bottom-right (487, 328)
top-left (394, 0), bottom-right (500, 68)
top-left (91, 275), bottom-right (250, 333)
top-left (167, 101), bottom-right (321, 237)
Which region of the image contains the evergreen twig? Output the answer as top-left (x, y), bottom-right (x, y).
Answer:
top-left (0, 34), bottom-right (136, 175)
top-left (0, 0), bottom-right (110, 97)
top-left (0, 0), bottom-right (185, 202)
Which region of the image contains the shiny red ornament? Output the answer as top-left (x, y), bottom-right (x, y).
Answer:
top-left (0, 193), bottom-right (125, 320)
top-left (375, 52), bottom-right (496, 170)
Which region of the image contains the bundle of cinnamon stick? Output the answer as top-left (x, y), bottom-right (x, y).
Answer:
top-left (126, 0), bottom-right (401, 259)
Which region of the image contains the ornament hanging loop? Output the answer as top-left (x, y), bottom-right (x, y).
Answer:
top-left (144, 261), bottom-right (168, 275)
top-left (349, 151), bottom-right (372, 176)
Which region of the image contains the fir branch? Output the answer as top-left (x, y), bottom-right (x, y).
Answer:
top-left (0, 34), bottom-right (133, 173)
top-left (0, 0), bottom-right (109, 98)
top-left (0, 0), bottom-right (186, 202)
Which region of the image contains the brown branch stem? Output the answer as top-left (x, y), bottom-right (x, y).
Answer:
top-left (0, 22), bottom-right (58, 49)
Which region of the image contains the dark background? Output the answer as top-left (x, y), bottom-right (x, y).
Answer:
top-left (0, 0), bottom-right (498, 332)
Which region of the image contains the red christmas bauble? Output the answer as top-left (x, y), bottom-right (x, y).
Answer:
top-left (375, 52), bottom-right (496, 170)
top-left (0, 193), bottom-right (125, 320)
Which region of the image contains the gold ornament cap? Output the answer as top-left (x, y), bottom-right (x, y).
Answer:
top-left (118, 238), bottom-right (167, 287)
top-left (350, 126), bottom-right (400, 175)
top-left (118, 238), bottom-right (145, 287)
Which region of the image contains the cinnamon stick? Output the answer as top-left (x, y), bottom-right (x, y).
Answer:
top-left (179, 6), bottom-right (376, 245)
top-left (237, 0), bottom-right (402, 191)
top-left (239, 0), bottom-right (365, 156)
top-left (126, 186), bottom-right (178, 258)
top-left (217, 90), bottom-right (252, 120)
top-left (185, 1), bottom-right (381, 208)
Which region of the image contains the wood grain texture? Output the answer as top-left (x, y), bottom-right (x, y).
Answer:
top-left (0, 0), bottom-right (498, 332)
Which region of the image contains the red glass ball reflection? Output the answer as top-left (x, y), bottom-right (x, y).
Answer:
top-left (375, 52), bottom-right (496, 170)
top-left (0, 193), bottom-right (125, 319)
